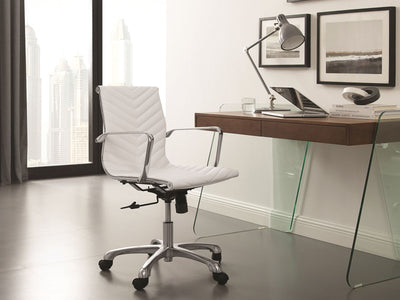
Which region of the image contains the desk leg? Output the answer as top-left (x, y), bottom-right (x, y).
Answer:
top-left (270, 139), bottom-right (309, 232)
top-left (192, 134), bottom-right (309, 236)
top-left (347, 114), bottom-right (400, 288)
top-left (192, 133), bottom-right (263, 236)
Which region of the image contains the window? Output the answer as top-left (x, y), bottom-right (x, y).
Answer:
top-left (25, 0), bottom-right (93, 168)
top-left (25, 0), bottom-right (165, 178)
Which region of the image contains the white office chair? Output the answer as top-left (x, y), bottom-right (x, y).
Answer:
top-left (96, 86), bottom-right (238, 290)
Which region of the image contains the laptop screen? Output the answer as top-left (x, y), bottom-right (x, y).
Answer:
top-left (271, 87), bottom-right (326, 113)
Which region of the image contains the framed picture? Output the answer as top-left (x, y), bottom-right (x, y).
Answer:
top-left (317, 7), bottom-right (396, 86)
top-left (259, 14), bottom-right (310, 68)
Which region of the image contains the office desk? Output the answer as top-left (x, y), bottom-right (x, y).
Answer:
top-left (195, 111), bottom-right (378, 231)
top-left (195, 111), bottom-right (400, 288)
top-left (195, 111), bottom-right (377, 145)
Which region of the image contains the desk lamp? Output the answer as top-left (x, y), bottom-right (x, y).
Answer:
top-left (244, 14), bottom-right (305, 112)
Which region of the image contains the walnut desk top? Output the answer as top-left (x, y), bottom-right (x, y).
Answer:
top-left (195, 112), bottom-right (377, 146)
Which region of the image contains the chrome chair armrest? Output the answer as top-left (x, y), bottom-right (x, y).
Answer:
top-left (95, 131), bottom-right (154, 182)
top-left (166, 126), bottom-right (223, 167)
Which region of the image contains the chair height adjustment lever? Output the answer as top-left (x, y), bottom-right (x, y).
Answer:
top-left (120, 197), bottom-right (159, 210)
top-left (120, 202), bottom-right (141, 209)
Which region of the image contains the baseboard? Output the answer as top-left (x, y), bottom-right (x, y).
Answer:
top-left (188, 191), bottom-right (399, 259)
top-left (187, 190), bottom-right (270, 227)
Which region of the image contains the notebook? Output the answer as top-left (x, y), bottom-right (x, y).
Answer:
top-left (262, 87), bottom-right (328, 118)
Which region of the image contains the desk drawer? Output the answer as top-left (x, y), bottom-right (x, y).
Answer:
top-left (196, 115), bottom-right (261, 136)
top-left (262, 121), bottom-right (348, 144)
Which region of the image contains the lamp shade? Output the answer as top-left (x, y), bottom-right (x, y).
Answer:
top-left (277, 14), bottom-right (305, 51)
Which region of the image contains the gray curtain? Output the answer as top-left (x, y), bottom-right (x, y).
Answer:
top-left (0, 0), bottom-right (28, 185)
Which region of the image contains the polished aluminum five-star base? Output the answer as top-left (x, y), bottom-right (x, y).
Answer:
top-left (98, 202), bottom-right (229, 290)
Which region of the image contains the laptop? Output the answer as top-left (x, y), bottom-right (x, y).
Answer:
top-left (262, 87), bottom-right (328, 118)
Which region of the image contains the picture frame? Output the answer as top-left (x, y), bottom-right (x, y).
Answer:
top-left (317, 7), bottom-right (396, 86)
top-left (259, 14), bottom-right (310, 68)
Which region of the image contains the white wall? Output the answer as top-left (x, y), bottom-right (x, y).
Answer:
top-left (166, 0), bottom-right (400, 251)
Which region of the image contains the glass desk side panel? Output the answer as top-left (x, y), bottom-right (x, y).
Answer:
top-left (347, 112), bottom-right (400, 287)
top-left (193, 104), bottom-right (309, 236)
top-left (272, 139), bottom-right (309, 231)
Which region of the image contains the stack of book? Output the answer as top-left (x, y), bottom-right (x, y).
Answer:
top-left (329, 104), bottom-right (399, 119)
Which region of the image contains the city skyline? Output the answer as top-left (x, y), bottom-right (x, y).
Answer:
top-left (26, 26), bottom-right (89, 166)
top-left (25, 0), bottom-right (166, 168)
top-left (25, 19), bottom-right (133, 167)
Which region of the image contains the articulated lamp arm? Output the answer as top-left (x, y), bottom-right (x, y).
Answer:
top-left (244, 14), bottom-right (305, 112)
top-left (243, 26), bottom-right (280, 109)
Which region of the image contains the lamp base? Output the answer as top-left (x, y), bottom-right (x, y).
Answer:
top-left (255, 107), bottom-right (291, 113)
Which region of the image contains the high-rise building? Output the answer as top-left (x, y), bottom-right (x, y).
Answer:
top-left (48, 58), bottom-right (74, 165)
top-left (111, 18), bottom-right (132, 86)
top-left (25, 25), bottom-right (42, 166)
top-left (71, 55), bottom-right (89, 124)
top-left (71, 55), bottom-right (89, 163)
top-left (71, 123), bottom-right (89, 163)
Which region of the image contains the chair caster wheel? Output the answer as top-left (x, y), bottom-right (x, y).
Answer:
top-left (212, 252), bottom-right (222, 262)
top-left (132, 277), bottom-right (149, 290)
top-left (98, 259), bottom-right (113, 271)
top-left (213, 272), bottom-right (229, 285)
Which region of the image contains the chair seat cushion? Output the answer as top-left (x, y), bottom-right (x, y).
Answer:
top-left (110, 164), bottom-right (239, 190)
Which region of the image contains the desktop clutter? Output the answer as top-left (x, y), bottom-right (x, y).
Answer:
top-left (330, 87), bottom-right (399, 119)
top-left (241, 86), bottom-right (398, 120)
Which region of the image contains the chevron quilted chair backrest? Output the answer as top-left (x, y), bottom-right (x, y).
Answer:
top-left (98, 86), bottom-right (169, 178)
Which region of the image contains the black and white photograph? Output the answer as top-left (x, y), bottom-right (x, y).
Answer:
top-left (317, 7), bottom-right (395, 86)
top-left (259, 14), bottom-right (310, 67)
top-left (325, 20), bottom-right (383, 74)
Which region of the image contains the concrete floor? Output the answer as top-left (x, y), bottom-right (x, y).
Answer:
top-left (0, 175), bottom-right (399, 300)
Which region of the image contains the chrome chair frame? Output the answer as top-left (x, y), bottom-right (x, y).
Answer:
top-left (99, 201), bottom-right (224, 282)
